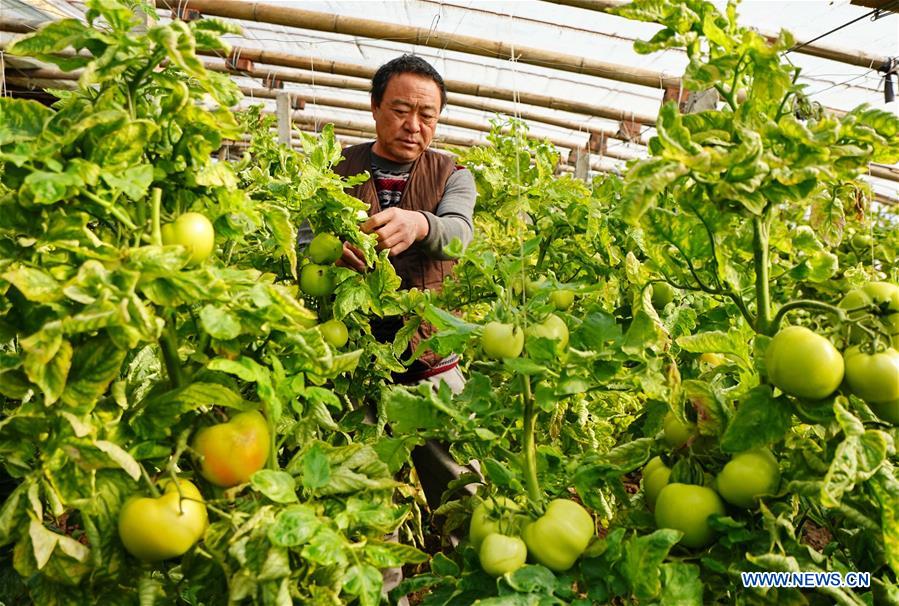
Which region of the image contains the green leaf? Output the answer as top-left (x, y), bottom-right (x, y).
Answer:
top-left (660, 562), bottom-right (703, 606)
top-left (263, 206), bottom-right (298, 279)
top-left (130, 381), bottom-right (250, 437)
top-left (89, 120), bottom-right (157, 167)
top-left (720, 386), bottom-right (791, 453)
top-left (93, 440), bottom-right (140, 480)
top-left (301, 527), bottom-right (348, 567)
top-left (503, 564), bottom-right (558, 593)
top-left (624, 529), bottom-right (682, 600)
top-left (364, 541), bottom-right (429, 568)
top-left (268, 504), bottom-right (320, 547)
top-left (101, 164), bottom-right (154, 201)
top-left (0, 98), bottom-right (54, 145)
top-left (676, 330), bottom-right (748, 359)
top-left (60, 337), bottom-right (126, 411)
top-left (871, 468), bottom-right (899, 575)
top-left (342, 564), bottom-right (382, 606)
top-left (25, 338), bottom-right (73, 405)
top-left (301, 443), bottom-right (331, 491)
top-left (250, 470), bottom-right (298, 504)
top-left (821, 437), bottom-right (859, 509)
top-left (383, 388), bottom-right (443, 433)
top-left (22, 170), bottom-right (83, 205)
top-left (3, 266), bottom-right (64, 303)
top-left (199, 305), bottom-right (242, 340)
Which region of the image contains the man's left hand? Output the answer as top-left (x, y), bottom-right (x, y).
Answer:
top-left (362, 208), bottom-right (429, 256)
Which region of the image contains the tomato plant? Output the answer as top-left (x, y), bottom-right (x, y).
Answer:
top-left (478, 533), bottom-right (527, 577)
top-left (117, 479), bottom-right (208, 562)
top-left (307, 232), bottom-right (343, 265)
top-left (765, 326), bottom-right (844, 400)
top-left (319, 318), bottom-right (349, 348)
top-left (480, 321), bottom-right (525, 359)
top-left (651, 282), bottom-right (676, 309)
top-left (469, 497), bottom-right (523, 549)
top-left (715, 448), bottom-right (780, 508)
top-left (662, 411), bottom-right (693, 449)
top-left (521, 499), bottom-right (594, 572)
top-left (525, 313), bottom-right (569, 351)
top-left (300, 262), bottom-right (337, 297)
top-left (843, 346), bottom-right (899, 404)
top-left (192, 410), bottom-right (271, 487)
top-left (550, 288), bottom-right (575, 310)
top-left (643, 458), bottom-right (672, 511)
top-left (161, 212), bottom-right (216, 265)
top-left (654, 483), bottom-right (725, 548)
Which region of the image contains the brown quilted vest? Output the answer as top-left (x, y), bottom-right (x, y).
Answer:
top-left (333, 143), bottom-right (458, 368)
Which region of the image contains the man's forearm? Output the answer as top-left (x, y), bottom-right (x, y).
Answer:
top-left (418, 169), bottom-right (476, 259)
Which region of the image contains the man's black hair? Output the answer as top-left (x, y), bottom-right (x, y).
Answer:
top-left (371, 54), bottom-right (447, 110)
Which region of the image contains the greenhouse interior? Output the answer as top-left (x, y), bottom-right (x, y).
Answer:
top-left (1, 0), bottom-right (899, 604)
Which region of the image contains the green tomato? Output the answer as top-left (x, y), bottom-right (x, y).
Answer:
top-left (765, 326), bottom-right (844, 400)
top-left (643, 464), bottom-right (671, 511)
top-left (118, 479), bottom-right (208, 561)
top-left (192, 410), bottom-right (270, 487)
top-left (300, 263), bottom-right (336, 297)
top-left (307, 233), bottom-right (343, 264)
top-left (851, 234), bottom-right (873, 249)
top-left (319, 319), bottom-right (349, 348)
top-left (481, 322), bottom-right (525, 359)
top-left (161, 212), bottom-right (215, 265)
top-left (654, 483), bottom-right (725, 549)
top-left (651, 282), bottom-right (676, 308)
top-left (522, 499), bottom-right (594, 572)
top-left (869, 399), bottom-right (899, 424)
top-left (715, 448), bottom-right (780, 508)
top-left (843, 346), bottom-right (899, 404)
top-left (469, 497), bottom-right (523, 550)
top-left (526, 314), bottom-right (569, 350)
top-left (663, 411), bottom-right (694, 449)
top-left (478, 533), bottom-right (527, 577)
top-left (550, 289), bottom-right (575, 310)
top-left (840, 282), bottom-right (899, 341)
top-left (644, 456), bottom-right (666, 479)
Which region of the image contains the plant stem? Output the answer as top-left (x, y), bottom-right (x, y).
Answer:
top-left (521, 374), bottom-right (541, 507)
top-left (139, 463), bottom-right (160, 498)
top-left (753, 216), bottom-right (772, 335)
top-left (150, 187), bottom-right (162, 246)
top-left (160, 313), bottom-right (185, 389)
top-left (770, 299), bottom-right (847, 333)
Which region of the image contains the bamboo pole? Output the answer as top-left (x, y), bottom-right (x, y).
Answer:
top-left (153, 0), bottom-right (682, 90)
top-left (544, 0), bottom-right (891, 70)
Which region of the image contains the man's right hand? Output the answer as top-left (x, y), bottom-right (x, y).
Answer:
top-left (336, 242), bottom-right (367, 272)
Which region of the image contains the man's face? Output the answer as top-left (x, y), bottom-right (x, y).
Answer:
top-left (371, 72), bottom-right (442, 163)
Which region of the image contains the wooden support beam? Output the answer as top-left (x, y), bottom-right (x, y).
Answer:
top-left (275, 92), bottom-right (292, 146)
top-left (192, 44), bottom-right (660, 126)
top-left (157, 0), bottom-right (682, 90)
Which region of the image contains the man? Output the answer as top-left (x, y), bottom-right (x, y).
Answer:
top-left (329, 55), bottom-right (478, 509)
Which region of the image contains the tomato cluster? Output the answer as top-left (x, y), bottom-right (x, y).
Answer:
top-left (470, 497), bottom-right (594, 576)
top-left (300, 233), bottom-right (342, 298)
top-left (480, 312), bottom-right (570, 360)
top-left (642, 281), bottom-right (899, 552)
top-left (765, 281), bottom-right (899, 424)
top-left (118, 410), bottom-right (271, 560)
